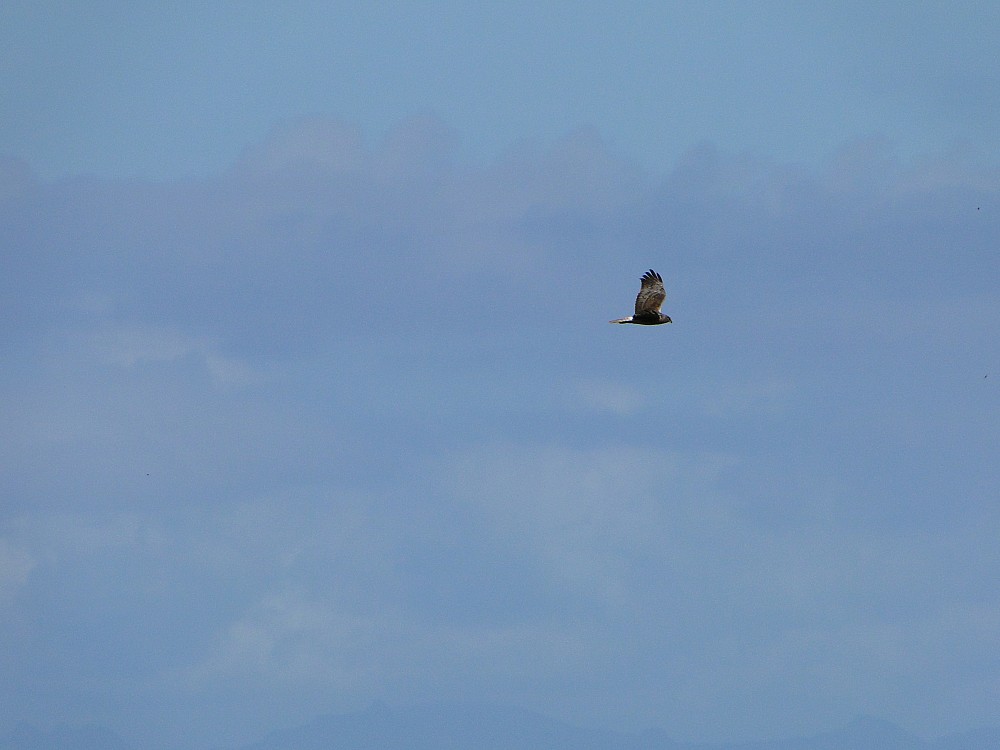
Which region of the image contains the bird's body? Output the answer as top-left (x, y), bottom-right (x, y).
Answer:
top-left (610, 269), bottom-right (672, 325)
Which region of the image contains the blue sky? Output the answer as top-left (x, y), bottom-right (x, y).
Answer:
top-left (5, 2), bottom-right (1000, 179)
top-left (2, 3), bottom-right (1000, 750)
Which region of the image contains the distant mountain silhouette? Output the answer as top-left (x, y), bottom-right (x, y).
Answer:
top-left (931, 726), bottom-right (1000, 750)
top-left (226, 703), bottom-right (999, 750)
top-left (3, 708), bottom-right (997, 750)
top-left (236, 702), bottom-right (667, 750)
top-left (736, 715), bottom-right (924, 750)
top-left (0, 722), bottom-right (131, 750)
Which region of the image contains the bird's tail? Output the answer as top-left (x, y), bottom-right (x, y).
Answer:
top-left (609, 317), bottom-right (633, 324)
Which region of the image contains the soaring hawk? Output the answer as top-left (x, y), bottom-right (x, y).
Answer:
top-left (610, 269), bottom-right (672, 325)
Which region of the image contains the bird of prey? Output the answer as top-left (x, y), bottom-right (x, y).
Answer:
top-left (609, 269), bottom-right (672, 325)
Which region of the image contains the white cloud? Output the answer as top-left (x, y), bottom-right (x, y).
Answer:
top-left (233, 117), bottom-right (366, 175)
top-left (437, 443), bottom-right (740, 611)
top-left (176, 587), bottom-right (382, 689)
top-left (698, 376), bottom-right (795, 418)
top-left (91, 325), bottom-right (198, 368)
top-left (23, 512), bottom-right (143, 559)
top-left (89, 324), bottom-right (266, 388)
top-left (570, 379), bottom-right (645, 416)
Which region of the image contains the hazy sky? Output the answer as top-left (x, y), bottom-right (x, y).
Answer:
top-left (2, 3), bottom-right (999, 750)
top-left (5, 2), bottom-right (1000, 179)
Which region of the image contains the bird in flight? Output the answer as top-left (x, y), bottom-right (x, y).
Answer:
top-left (610, 269), bottom-right (672, 325)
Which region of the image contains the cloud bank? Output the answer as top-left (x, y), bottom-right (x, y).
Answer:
top-left (1, 117), bottom-right (999, 749)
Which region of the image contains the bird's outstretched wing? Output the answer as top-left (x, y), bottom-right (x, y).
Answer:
top-left (634, 269), bottom-right (666, 315)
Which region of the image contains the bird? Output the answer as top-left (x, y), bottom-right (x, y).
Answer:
top-left (610, 269), bottom-right (672, 325)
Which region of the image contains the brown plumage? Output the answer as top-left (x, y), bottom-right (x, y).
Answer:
top-left (610, 269), bottom-right (672, 325)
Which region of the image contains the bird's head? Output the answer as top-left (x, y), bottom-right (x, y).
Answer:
top-left (662, 314), bottom-right (673, 324)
